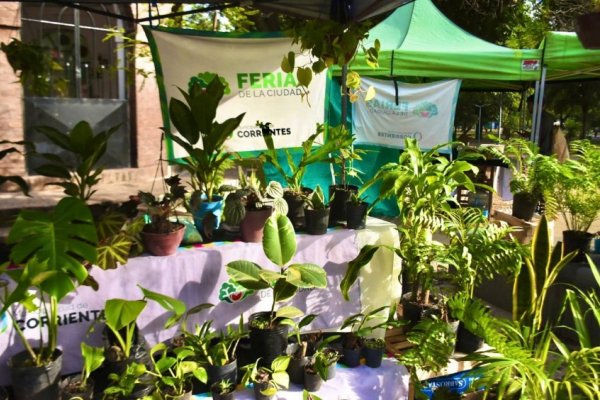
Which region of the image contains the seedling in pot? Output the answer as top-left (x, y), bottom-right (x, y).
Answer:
top-left (304, 185), bottom-right (327, 210)
top-left (211, 378), bottom-right (235, 395)
top-left (241, 355), bottom-right (291, 397)
top-left (61, 343), bottom-right (105, 397)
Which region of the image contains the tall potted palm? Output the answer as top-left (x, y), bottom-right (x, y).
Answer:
top-left (166, 73), bottom-right (245, 240)
top-left (340, 139), bottom-right (478, 323)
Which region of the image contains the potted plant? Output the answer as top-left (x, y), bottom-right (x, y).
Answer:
top-left (0, 197), bottom-right (98, 400)
top-left (165, 73), bottom-right (245, 239)
top-left (146, 343), bottom-right (208, 400)
top-left (285, 314), bottom-right (317, 385)
top-left (259, 123), bottom-right (340, 229)
top-left (211, 378), bottom-right (236, 400)
top-left (340, 139), bottom-right (478, 325)
top-left (326, 124), bottom-right (364, 225)
top-left (303, 185), bottom-right (330, 235)
top-left (339, 306), bottom-right (398, 368)
top-left (450, 217), bottom-right (600, 399)
top-left (0, 37), bottom-right (67, 96)
top-left (226, 214), bottom-right (327, 366)
top-left (59, 343), bottom-right (105, 400)
top-left (482, 138), bottom-right (560, 221)
top-left (240, 179), bottom-right (288, 243)
top-left (102, 362), bottom-right (155, 400)
top-left (306, 341), bottom-right (340, 383)
top-left (545, 140), bottom-right (600, 260)
top-left (241, 356), bottom-right (290, 400)
top-left (345, 192), bottom-right (369, 230)
top-left (138, 175), bottom-right (187, 256)
top-left (442, 207), bottom-right (524, 352)
top-left (181, 316), bottom-right (246, 388)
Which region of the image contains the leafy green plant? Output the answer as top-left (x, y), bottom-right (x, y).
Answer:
top-left (71, 343), bottom-right (105, 392)
top-left (259, 123), bottom-right (344, 197)
top-left (101, 285), bottom-right (187, 364)
top-left (441, 207), bottom-right (525, 298)
top-left (0, 139), bottom-right (33, 195)
top-left (302, 389), bottom-right (323, 400)
top-left (550, 140), bottom-right (600, 232)
top-left (328, 124), bottom-right (366, 187)
top-left (281, 18), bottom-right (379, 102)
top-left (146, 343), bottom-right (208, 397)
top-left (226, 214), bottom-right (327, 327)
top-left (482, 137), bottom-right (561, 216)
top-left (34, 121), bottom-right (118, 202)
top-left (448, 217), bottom-right (600, 400)
top-left (306, 336), bottom-right (341, 381)
top-left (103, 362), bottom-right (151, 400)
top-left (138, 175), bottom-right (187, 233)
top-left (397, 316), bottom-right (457, 399)
top-left (241, 355), bottom-right (291, 397)
top-left (304, 185), bottom-right (327, 210)
top-left (166, 74), bottom-right (244, 202)
top-left (340, 306), bottom-right (399, 349)
top-left (1, 37), bottom-right (67, 96)
top-left (0, 197), bottom-right (97, 366)
top-left (211, 378), bottom-right (235, 395)
top-left (340, 139), bottom-right (478, 306)
top-left (181, 315), bottom-right (247, 368)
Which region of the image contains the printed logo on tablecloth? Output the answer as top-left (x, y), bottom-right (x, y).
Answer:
top-left (0, 312), bottom-right (9, 334)
top-left (219, 279), bottom-right (253, 303)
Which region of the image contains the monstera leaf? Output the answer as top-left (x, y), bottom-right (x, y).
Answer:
top-left (8, 197), bottom-right (98, 282)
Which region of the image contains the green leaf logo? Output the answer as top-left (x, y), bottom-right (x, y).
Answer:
top-left (412, 102), bottom-right (438, 118)
top-left (219, 279), bottom-right (253, 303)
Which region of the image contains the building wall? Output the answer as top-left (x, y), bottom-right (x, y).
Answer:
top-left (0, 2), bottom-right (25, 180)
top-left (0, 2), bottom-right (164, 189)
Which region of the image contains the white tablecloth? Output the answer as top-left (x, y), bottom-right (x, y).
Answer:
top-left (0, 218), bottom-right (401, 384)
top-left (194, 358), bottom-right (410, 400)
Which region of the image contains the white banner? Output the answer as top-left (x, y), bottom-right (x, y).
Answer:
top-left (148, 29), bottom-right (327, 157)
top-left (352, 78), bottom-right (461, 153)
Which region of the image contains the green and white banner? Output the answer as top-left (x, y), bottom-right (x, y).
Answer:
top-left (145, 27), bottom-right (327, 159)
top-left (352, 78), bottom-right (461, 153)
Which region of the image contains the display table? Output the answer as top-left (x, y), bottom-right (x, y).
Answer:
top-left (194, 359), bottom-right (410, 400)
top-left (0, 218), bottom-right (401, 384)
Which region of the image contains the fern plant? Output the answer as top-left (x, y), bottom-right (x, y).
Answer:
top-left (441, 207), bottom-right (525, 298)
top-left (449, 217), bottom-right (600, 400)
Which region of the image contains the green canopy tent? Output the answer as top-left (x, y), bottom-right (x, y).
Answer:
top-left (531, 31), bottom-right (600, 142)
top-left (323, 0), bottom-right (543, 216)
top-left (340, 0), bottom-right (541, 90)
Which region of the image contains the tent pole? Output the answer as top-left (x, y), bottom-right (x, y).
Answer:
top-left (498, 93), bottom-right (503, 137)
top-left (533, 66), bottom-right (547, 145)
top-left (531, 80), bottom-right (540, 142)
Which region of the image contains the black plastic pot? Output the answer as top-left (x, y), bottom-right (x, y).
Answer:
top-left (401, 294), bottom-right (430, 325)
top-left (287, 356), bottom-right (309, 385)
top-left (234, 338), bottom-right (253, 384)
top-left (284, 192), bottom-right (306, 230)
top-left (325, 362), bottom-right (336, 381)
top-left (345, 201), bottom-right (368, 230)
top-left (9, 348), bottom-right (63, 400)
top-left (60, 375), bottom-right (94, 400)
top-left (455, 322), bottom-right (484, 353)
top-left (127, 374), bottom-right (155, 399)
top-left (207, 359), bottom-right (238, 387)
top-left (563, 230), bottom-right (593, 262)
top-left (0, 386), bottom-right (8, 400)
top-left (341, 347), bottom-right (361, 368)
top-left (329, 184), bottom-right (358, 224)
top-left (363, 345), bottom-right (384, 368)
top-left (252, 381), bottom-right (273, 400)
top-left (94, 341), bottom-right (150, 395)
top-left (511, 192), bottom-right (538, 221)
top-left (303, 370), bottom-right (323, 392)
top-left (304, 208), bottom-right (330, 235)
top-left (249, 312), bottom-right (290, 367)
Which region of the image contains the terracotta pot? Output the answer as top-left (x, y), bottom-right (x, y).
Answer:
top-left (240, 207), bottom-right (273, 242)
top-left (141, 223), bottom-right (185, 256)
